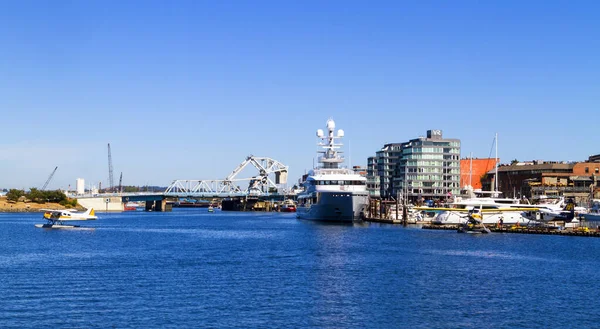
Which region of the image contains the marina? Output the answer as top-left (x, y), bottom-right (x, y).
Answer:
top-left (2, 1), bottom-right (598, 328)
top-left (1, 209), bottom-right (600, 328)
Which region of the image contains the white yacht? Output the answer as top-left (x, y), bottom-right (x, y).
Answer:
top-left (433, 188), bottom-right (535, 225)
top-left (296, 119), bottom-right (369, 222)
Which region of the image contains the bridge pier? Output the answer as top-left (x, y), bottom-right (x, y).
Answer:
top-left (144, 199), bottom-right (171, 212)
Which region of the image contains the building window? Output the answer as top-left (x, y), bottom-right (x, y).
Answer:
top-left (596, 168), bottom-right (599, 174)
top-left (585, 167), bottom-right (589, 173)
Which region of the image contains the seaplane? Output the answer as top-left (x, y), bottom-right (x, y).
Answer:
top-left (35, 208), bottom-right (98, 229)
top-left (416, 204), bottom-right (542, 234)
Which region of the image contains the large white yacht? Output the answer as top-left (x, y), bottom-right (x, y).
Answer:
top-left (433, 188), bottom-right (535, 225)
top-left (296, 119), bottom-right (369, 222)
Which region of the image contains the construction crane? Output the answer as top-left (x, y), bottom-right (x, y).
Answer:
top-left (108, 143), bottom-right (114, 192)
top-left (118, 172), bottom-right (123, 194)
top-left (42, 166), bottom-right (58, 191)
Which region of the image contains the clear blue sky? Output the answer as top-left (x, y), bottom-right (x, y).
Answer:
top-left (1, 1), bottom-right (598, 190)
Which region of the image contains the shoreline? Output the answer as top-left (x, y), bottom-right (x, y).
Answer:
top-left (0, 198), bottom-right (73, 213)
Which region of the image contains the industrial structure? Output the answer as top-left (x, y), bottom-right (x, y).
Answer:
top-left (165, 155), bottom-right (288, 197)
top-left (107, 143), bottom-right (114, 192)
top-left (76, 178), bottom-right (85, 195)
top-left (41, 166), bottom-right (58, 191)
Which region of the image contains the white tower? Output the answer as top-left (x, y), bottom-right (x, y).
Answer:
top-left (76, 178), bottom-right (85, 195)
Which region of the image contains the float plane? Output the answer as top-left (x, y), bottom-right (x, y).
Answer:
top-left (36, 208), bottom-right (97, 229)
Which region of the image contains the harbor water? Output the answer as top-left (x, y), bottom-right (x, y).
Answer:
top-left (1, 209), bottom-right (599, 328)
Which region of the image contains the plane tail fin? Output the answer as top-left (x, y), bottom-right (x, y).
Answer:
top-left (86, 208), bottom-right (95, 217)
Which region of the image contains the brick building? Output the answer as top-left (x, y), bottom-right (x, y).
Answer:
top-left (482, 159), bottom-right (600, 205)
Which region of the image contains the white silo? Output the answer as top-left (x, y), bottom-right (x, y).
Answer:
top-left (76, 178), bottom-right (85, 195)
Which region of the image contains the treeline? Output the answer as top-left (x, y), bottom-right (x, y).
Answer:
top-left (5, 188), bottom-right (78, 207)
top-left (100, 186), bottom-right (166, 193)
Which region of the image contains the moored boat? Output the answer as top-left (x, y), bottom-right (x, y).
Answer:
top-left (280, 200), bottom-right (297, 212)
top-left (296, 118), bottom-right (369, 222)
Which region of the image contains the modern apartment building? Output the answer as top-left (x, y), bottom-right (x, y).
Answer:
top-left (366, 156), bottom-right (380, 198)
top-left (374, 143), bottom-right (403, 198)
top-left (368, 130), bottom-right (461, 201)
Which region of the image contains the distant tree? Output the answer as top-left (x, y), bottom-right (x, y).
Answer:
top-left (6, 189), bottom-right (25, 202)
top-left (511, 159), bottom-right (519, 165)
top-left (27, 188), bottom-right (44, 203)
top-left (123, 186), bottom-right (141, 193)
top-left (26, 188), bottom-right (68, 203)
top-left (59, 198), bottom-right (78, 208)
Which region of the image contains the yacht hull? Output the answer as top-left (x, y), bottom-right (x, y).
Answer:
top-left (434, 211), bottom-right (533, 225)
top-left (297, 192), bottom-right (368, 222)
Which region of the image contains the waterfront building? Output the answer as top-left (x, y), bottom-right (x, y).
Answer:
top-left (589, 154), bottom-right (600, 162)
top-left (459, 158), bottom-right (498, 189)
top-left (375, 143), bottom-right (403, 198)
top-left (370, 130), bottom-right (461, 201)
top-left (366, 156), bottom-right (380, 198)
top-left (482, 158), bottom-right (600, 205)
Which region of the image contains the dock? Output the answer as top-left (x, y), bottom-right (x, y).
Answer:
top-left (421, 224), bottom-right (600, 237)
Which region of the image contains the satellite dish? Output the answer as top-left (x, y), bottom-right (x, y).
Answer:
top-left (316, 129), bottom-right (324, 138)
top-left (337, 129), bottom-right (344, 137)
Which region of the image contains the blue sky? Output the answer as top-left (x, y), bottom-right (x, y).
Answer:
top-left (0, 1), bottom-right (598, 190)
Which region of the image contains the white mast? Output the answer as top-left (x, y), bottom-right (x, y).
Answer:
top-left (495, 133), bottom-right (498, 195)
top-left (469, 152), bottom-right (473, 187)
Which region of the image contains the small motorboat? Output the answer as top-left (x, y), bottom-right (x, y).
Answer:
top-left (280, 200), bottom-right (296, 213)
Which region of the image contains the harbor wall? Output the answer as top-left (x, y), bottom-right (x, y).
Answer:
top-left (78, 196), bottom-right (124, 212)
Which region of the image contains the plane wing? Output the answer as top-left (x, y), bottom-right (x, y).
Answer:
top-left (414, 207), bottom-right (539, 212)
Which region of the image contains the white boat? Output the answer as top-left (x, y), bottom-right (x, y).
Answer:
top-left (583, 200), bottom-right (600, 222)
top-left (387, 204), bottom-right (426, 223)
top-left (296, 119), bottom-right (369, 222)
top-left (433, 194), bottom-right (534, 225)
top-left (435, 135), bottom-right (542, 226)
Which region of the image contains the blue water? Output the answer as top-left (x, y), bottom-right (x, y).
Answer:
top-left (1, 209), bottom-right (599, 328)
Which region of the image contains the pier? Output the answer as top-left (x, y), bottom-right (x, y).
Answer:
top-left (421, 224), bottom-right (600, 237)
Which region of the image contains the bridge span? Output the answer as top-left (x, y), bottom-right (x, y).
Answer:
top-left (77, 156), bottom-right (294, 211)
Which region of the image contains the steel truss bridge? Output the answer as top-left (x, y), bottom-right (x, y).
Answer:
top-left (164, 156), bottom-right (289, 198)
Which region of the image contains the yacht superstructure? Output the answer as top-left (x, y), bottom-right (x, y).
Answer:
top-left (296, 119), bottom-right (369, 222)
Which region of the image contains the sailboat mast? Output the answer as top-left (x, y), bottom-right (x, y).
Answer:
top-left (495, 133), bottom-right (498, 194)
top-left (469, 152), bottom-right (473, 187)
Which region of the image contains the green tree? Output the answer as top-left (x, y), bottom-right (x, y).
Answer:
top-left (27, 188), bottom-right (44, 203)
top-left (6, 189), bottom-right (25, 202)
top-left (511, 159), bottom-right (519, 165)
